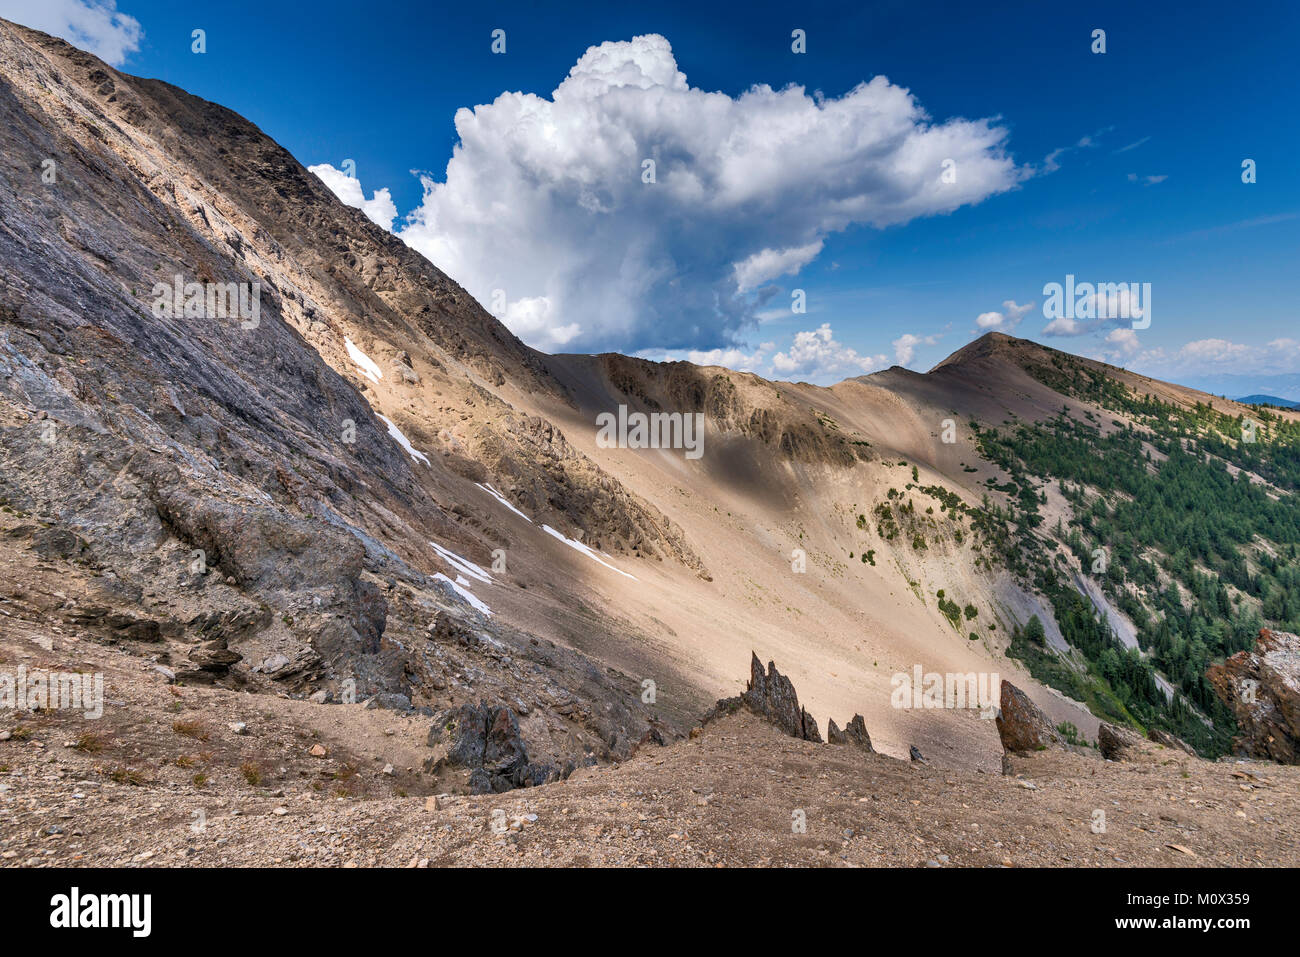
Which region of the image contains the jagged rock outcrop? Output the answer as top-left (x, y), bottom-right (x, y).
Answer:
top-left (706, 653), bottom-right (821, 742)
top-left (1207, 628), bottom-right (1300, 763)
top-left (425, 701), bottom-right (560, 794)
top-left (995, 680), bottom-right (1064, 754)
top-left (827, 714), bottom-right (874, 752)
top-left (743, 653), bottom-right (822, 742)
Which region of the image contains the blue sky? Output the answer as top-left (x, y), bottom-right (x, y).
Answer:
top-left (7, 0), bottom-right (1299, 392)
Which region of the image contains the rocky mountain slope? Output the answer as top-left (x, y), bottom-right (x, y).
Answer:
top-left (2, 17), bottom-right (1299, 866)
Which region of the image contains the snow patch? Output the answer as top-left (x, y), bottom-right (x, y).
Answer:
top-left (541, 524), bottom-right (637, 580)
top-left (429, 539), bottom-right (494, 616)
top-left (428, 540), bottom-right (492, 584)
top-left (433, 573), bottom-right (491, 616)
top-left (345, 337), bottom-right (384, 383)
top-left (476, 482), bottom-right (532, 522)
top-left (377, 414), bottom-right (429, 465)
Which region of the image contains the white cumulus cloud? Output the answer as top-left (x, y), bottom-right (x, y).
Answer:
top-left (0, 0), bottom-right (142, 65)
top-left (770, 324), bottom-right (887, 382)
top-left (1173, 338), bottom-right (1259, 366)
top-left (892, 332), bottom-right (942, 366)
top-left (1042, 316), bottom-right (1086, 337)
top-left (640, 343), bottom-right (776, 373)
top-left (308, 163), bottom-right (399, 232)
top-left (1102, 327), bottom-right (1141, 360)
top-left (396, 34), bottom-right (1025, 354)
top-left (1109, 336), bottom-right (1300, 380)
top-left (501, 296), bottom-right (581, 350)
top-left (974, 299), bottom-right (1034, 333)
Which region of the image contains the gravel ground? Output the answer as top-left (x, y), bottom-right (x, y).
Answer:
top-left (4, 654), bottom-right (1296, 869)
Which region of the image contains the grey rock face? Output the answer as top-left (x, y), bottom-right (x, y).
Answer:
top-left (0, 19), bottom-right (696, 789)
top-left (426, 701), bottom-right (558, 794)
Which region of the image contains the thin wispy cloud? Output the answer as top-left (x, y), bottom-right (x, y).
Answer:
top-left (1168, 212), bottom-right (1300, 243)
top-left (1135, 337), bottom-right (1300, 377)
top-left (1041, 126), bottom-right (1113, 173)
top-left (1112, 135), bottom-right (1151, 154)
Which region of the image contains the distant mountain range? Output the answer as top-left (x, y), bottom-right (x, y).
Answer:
top-left (1173, 372), bottom-right (1300, 404)
top-left (1237, 394), bottom-right (1300, 408)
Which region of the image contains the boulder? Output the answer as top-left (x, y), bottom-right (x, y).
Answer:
top-left (104, 613), bottom-right (161, 642)
top-left (260, 653), bottom-right (292, 674)
top-left (1207, 628), bottom-right (1300, 764)
top-left (427, 612), bottom-right (477, 647)
top-left (364, 692), bottom-right (413, 712)
top-left (30, 526), bottom-right (88, 561)
top-left (66, 606), bottom-right (163, 642)
top-left (1098, 722), bottom-right (1144, 761)
top-left (994, 680), bottom-right (1064, 754)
